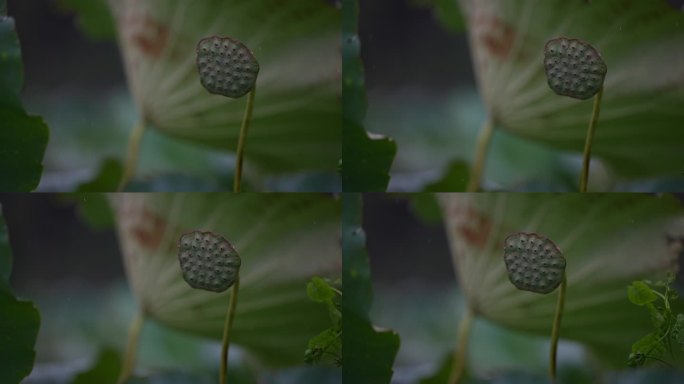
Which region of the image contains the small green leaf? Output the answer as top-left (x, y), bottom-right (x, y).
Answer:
top-left (307, 277), bottom-right (335, 303)
top-left (305, 277), bottom-right (341, 366)
top-left (631, 332), bottom-right (665, 358)
top-left (646, 303), bottom-right (665, 329)
top-left (71, 347), bottom-right (121, 384)
top-left (628, 281), bottom-right (658, 306)
top-left (305, 326), bottom-right (341, 366)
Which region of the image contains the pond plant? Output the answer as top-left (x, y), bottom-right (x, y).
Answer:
top-left (503, 232), bottom-right (567, 382)
top-left (195, 36), bottom-right (259, 192)
top-left (110, 193), bottom-right (340, 381)
top-left (438, 193), bottom-right (683, 382)
top-left (178, 231), bottom-right (241, 383)
top-left (454, 0), bottom-right (684, 192)
top-left (106, 0), bottom-right (341, 191)
top-left (543, 37), bottom-right (606, 192)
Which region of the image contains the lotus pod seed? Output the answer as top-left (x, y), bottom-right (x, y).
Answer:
top-left (543, 37), bottom-right (606, 100)
top-left (196, 36), bottom-right (259, 98)
top-left (178, 231), bottom-right (241, 293)
top-left (504, 232), bottom-right (565, 294)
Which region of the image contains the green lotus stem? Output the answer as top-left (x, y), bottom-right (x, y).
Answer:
top-left (449, 305), bottom-right (474, 384)
top-left (220, 276), bottom-right (240, 384)
top-left (118, 118), bottom-right (147, 192)
top-left (117, 309), bottom-right (145, 384)
top-left (579, 87), bottom-right (603, 192)
top-left (466, 116), bottom-right (494, 192)
top-left (549, 274), bottom-right (567, 382)
top-left (233, 88), bottom-right (256, 192)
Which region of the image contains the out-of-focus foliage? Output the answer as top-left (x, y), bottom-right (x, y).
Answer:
top-left (342, 0), bottom-right (396, 192)
top-left (59, 0), bottom-right (116, 40)
top-left (410, 0), bottom-right (466, 33)
top-left (343, 194), bottom-right (400, 383)
top-left (0, 204), bottom-right (41, 384)
top-left (71, 347), bottom-right (121, 384)
top-left (423, 160), bottom-right (469, 192)
top-left (76, 158), bottom-right (123, 192)
top-left (0, 14), bottom-right (49, 191)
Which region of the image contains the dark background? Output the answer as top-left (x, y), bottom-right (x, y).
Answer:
top-left (360, 0), bottom-right (474, 93)
top-left (8, 0), bottom-right (124, 101)
top-left (0, 193), bottom-right (122, 294)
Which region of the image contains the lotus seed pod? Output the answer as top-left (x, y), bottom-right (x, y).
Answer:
top-left (543, 37), bottom-right (606, 100)
top-left (503, 232), bottom-right (566, 294)
top-left (178, 231), bottom-right (241, 292)
top-left (196, 36), bottom-right (260, 98)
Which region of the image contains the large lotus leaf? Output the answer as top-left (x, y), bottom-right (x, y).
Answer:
top-left (110, 193), bottom-right (341, 366)
top-left (438, 193), bottom-right (684, 365)
top-left (459, 0), bottom-right (684, 178)
top-left (107, 0), bottom-right (341, 174)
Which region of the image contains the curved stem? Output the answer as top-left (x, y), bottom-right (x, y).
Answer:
top-left (550, 274), bottom-right (567, 382)
top-left (579, 87), bottom-right (603, 192)
top-left (117, 309), bottom-right (145, 384)
top-left (118, 118), bottom-right (147, 192)
top-left (466, 116), bottom-right (495, 192)
top-left (233, 88), bottom-right (256, 192)
top-left (449, 305), bottom-right (474, 384)
top-left (220, 277), bottom-right (240, 384)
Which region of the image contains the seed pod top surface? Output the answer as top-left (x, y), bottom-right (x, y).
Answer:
top-left (178, 231), bottom-right (241, 293)
top-left (503, 232), bottom-right (566, 294)
top-left (543, 37), bottom-right (606, 100)
top-left (196, 36), bottom-right (259, 98)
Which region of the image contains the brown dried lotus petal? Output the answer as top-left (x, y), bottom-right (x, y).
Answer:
top-left (196, 36), bottom-right (259, 98)
top-left (544, 37), bottom-right (607, 100)
top-left (503, 232), bottom-right (566, 294)
top-left (178, 231), bottom-right (241, 292)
